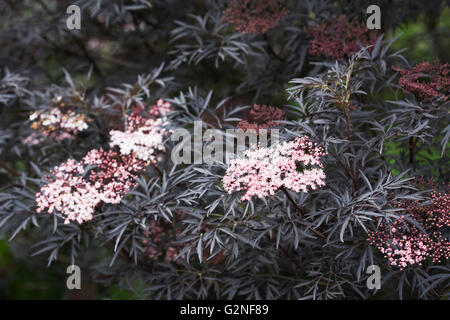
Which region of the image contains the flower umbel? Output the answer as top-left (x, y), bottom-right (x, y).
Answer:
top-left (307, 15), bottom-right (379, 61)
top-left (393, 60), bottom-right (450, 101)
top-left (223, 0), bottom-right (287, 34)
top-left (237, 104), bottom-right (284, 133)
top-left (110, 99), bottom-right (172, 162)
top-left (368, 182), bottom-right (450, 269)
top-left (35, 149), bottom-right (144, 224)
top-left (223, 137), bottom-right (326, 201)
top-left (28, 95), bottom-right (89, 142)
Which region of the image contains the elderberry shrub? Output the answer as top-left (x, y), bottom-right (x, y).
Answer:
top-left (0, 0), bottom-right (448, 299)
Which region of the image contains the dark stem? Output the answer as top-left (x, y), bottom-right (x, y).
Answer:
top-left (409, 137), bottom-right (417, 164)
top-left (151, 161), bottom-right (163, 178)
top-left (343, 109), bottom-right (359, 196)
top-left (343, 109), bottom-right (351, 141)
top-left (279, 245), bottom-right (307, 273)
top-left (280, 187), bottom-right (326, 239)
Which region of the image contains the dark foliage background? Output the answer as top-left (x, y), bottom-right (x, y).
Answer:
top-left (0, 0), bottom-right (449, 299)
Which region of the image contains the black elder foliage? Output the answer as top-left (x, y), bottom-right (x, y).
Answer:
top-left (0, 0), bottom-right (449, 299)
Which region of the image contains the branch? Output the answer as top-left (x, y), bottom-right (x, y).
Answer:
top-left (280, 187), bottom-right (326, 239)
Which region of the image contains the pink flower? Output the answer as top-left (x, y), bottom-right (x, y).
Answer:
top-left (307, 15), bottom-right (379, 61)
top-left (36, 149), bottom-right (144, 224)
top-left (368, 180), bottom-right (450, 269)
top-left (223, 137), bottom-right (326, 201)
top-left (110, 100), bottom-right (172, 162)
top-left (35, 99), bottom-right (172, 224)
top-left (29, 95), bottom-right (90, 142)
top-left (393, 60), bottom-right (449, 101)
top-left (223, 0), bottom-right (287, 34)
top-left (237, 104), bottom-right (284, 133)
top-left (23, 132), bottom-right (44, 145)
top-left (149, 99), bottom-right (172, 117)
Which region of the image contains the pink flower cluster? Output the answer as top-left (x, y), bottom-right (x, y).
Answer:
top-left (368, 184), bottom-right (450, 269)
top-left (223, 137), bottom-right (326, 201)
top-left (223, 0), bottom-right (287, 34)
top-left (393, 60), bottom-right (450, 101)
top-left (35, 99), bottom-right (173, 224)
top-left (26, 95), bottom-right (90, 144)
top-left (307, 15), bottom-right (379, 61)
top-left (35, 149), bottom-right (144, 224)
top-left (237, 104), bottom-right (284, 133)
top-left (110, 99), bottom-right (172, 162)
top-left (147, 99), bottom-right (172, 117)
